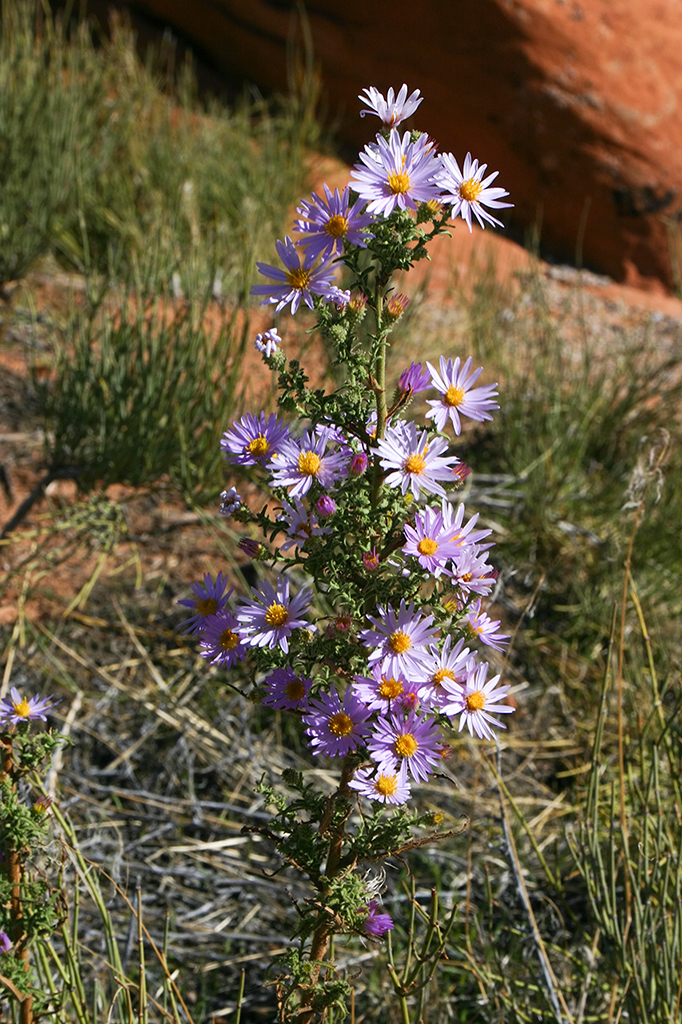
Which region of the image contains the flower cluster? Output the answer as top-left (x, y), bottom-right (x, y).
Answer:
top-left (178, 85), bottom-right (516, 948)
top-left (249, 87), bottom-right (511, 322)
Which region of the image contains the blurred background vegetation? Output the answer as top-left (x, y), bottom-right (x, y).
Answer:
top-left (0, 1), bottom-right (681, 1021)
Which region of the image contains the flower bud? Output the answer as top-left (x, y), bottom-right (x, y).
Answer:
top-left (238, 537), bottom-right (262, 558)
top-left (316, 495), bottom-right (336, 517)
top-left (363, 548), bottom-right (380, 572)
top-left (385, 293), bottom-right (410, 321)
top-left (348, 453), bottom-right (368, 477)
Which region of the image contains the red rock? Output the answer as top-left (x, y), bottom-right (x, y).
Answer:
top-left (128, 0), bottom-right (682, 292)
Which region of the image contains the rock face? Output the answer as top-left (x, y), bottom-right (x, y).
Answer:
top-left (132, 0), bottom-right (682, 291)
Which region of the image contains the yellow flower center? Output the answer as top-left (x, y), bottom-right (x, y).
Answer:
top-left (431, 668), bottom-right (456, 688)
top-left (417, 538), bottom-right (438, 556)
top-left (325, 214), bottom-right (349, 238)
top-left (379, 677), bottom-right (404, 699)
top-left (247, 435), bottom-right (270, 457)
top-left (286, 266), bottom-right (311, 290)
top-left (328, 712), bottom-right (353, 736)
top-left (219, 629), bottom-right (239, 651)
top-left (285, 679), bottom-right (306, 701)
top-left (389, 630), bottom-right (412, 654)
top-left (12, 697), bottom-right (31, 718)
top-left (404, 453), bottom-right (426, 474)
top-left (461, 572), bottom-right (472, 582)
top-left (444, 385), bottom-right (466, 407)
top-left (265, 602), bottom-right (289, 627)
top-left (395, 733), bottom-right (418, 758)
top-left (466, 690), bottom-right (486, 712)
top-left (298, 450), bottom-right (321, 476)
top-left (195, 597), bottom-right (218, 617)
top-left (374, 773), bottom-right (399, 796)
top-left (387, 170), bottom-right (411, 195)
top-left (459, 177), bottom-right (484, 203)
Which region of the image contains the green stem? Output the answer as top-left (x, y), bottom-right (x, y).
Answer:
top-left (370, 290), bottom-right (388, 509)
top-left (299, 759), bottom-right (356, 1023)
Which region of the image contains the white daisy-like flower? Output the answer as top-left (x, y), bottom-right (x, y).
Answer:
top-left (435, 152), bottom-right (512, 231)
top-left (425, 356), bottom-right (499, 435)
top-left (441, 661), bottom-right (514, 740)
top-left (358, 84), bottom-right (423, 127)
top-left (372, 421), bottom-right (460, 500)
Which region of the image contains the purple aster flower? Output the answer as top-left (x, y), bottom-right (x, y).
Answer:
top-left (236, 576), bottom-right (312, 654)
top-left (279, 497), bottom-right (333, 551)
top-left (294, 184), bottom-right (374, 261)
top-left (398, 361), bottom-right (432, 398)
top-left (425, 356), bottom-right (499, 435)
top-left (441, 661), bottom-right (514, 740)
top-left (199, 610), bottom-right (248, 668)
top-left (316, 495), bottom-right (336, 517)
top-left (464, 599), bottom-right (510, 652)
top-left (221, 411), bottom-right (290, 466)
top-left (368, 709), bottom-right (444, 783)
top-left (435, 151), bottom-right (512, 231)
top-left (302, 687), bottom-right (372, 758)
top-left (0, 687), bottom-right (58, 725)
top-left (178, 572), bottom-right (232, 635)
top-left (419, 637), bottom-right (472, 711)
top-left (363, 900), bottom-right (395, 937)
top-left (403, 505), bottom-right (464, 577)
top-left (219, 488), bottom-right (242, 516)
top-left (251, 236), bottom-right (337, 315)
top-left (350, 130), bottom-right (440, 218)
top-left (359, 84), bottom-right (423, 127)
top-left (327, 286), bottom-right (352, 309)
top-left (372, 421), bottom-right (460, 500)
top-left (254, 328), bottom-right (281, 359)
top-left (359, 599), bottom-right (438, 681)
top-left (449, 546), bottom-right (496, 597)
top-left (0, 932), bottom-right (11, 954)
top-left (350, 763), bottom-right (411, 806)
top-left (269, 427), bottom-right (349, 498)
top-left (352, 666), bottom-right (419, 713)
top-left (441, 500), bottom-right (493, 552)
top-left (261, 667), bottom-right (312, 711)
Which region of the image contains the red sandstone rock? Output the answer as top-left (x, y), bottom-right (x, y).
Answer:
top-left (129, 0), bottom-right (682, 293)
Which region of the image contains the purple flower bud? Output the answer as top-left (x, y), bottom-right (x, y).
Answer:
top-left (316, 495), bottom-right (336, 517)
top-left (386, 293), bottom-right (410, 321)
top-left (255, 328), bottom-right (281, 360)
top-left (398, 361), bottom-right (431, 396)
top-left (348, 452), bottom-right (368, 477)
top-left (348, 293), bottom-right (367, 314)
top-left (363, 548), bottom-right (380, 572)
top-left (238, 537), bottom-right (262, 558)
top-left (0, 932), bottom-right (12, 954)
top-left (363, 901), bottom-right (394, 938)
top-left (452, 462), bottom-right (472, 485)
top-left (219, 488), bottom-right (242, 516)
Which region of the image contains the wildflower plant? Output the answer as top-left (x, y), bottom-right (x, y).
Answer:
top-left (179, 84), bottom-right (514, 1021)
top-left (0, 689), bottom-right (64, 1021)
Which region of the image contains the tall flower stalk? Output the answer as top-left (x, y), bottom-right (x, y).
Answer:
top-left (179, 84), bottom-right (514, 1022)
